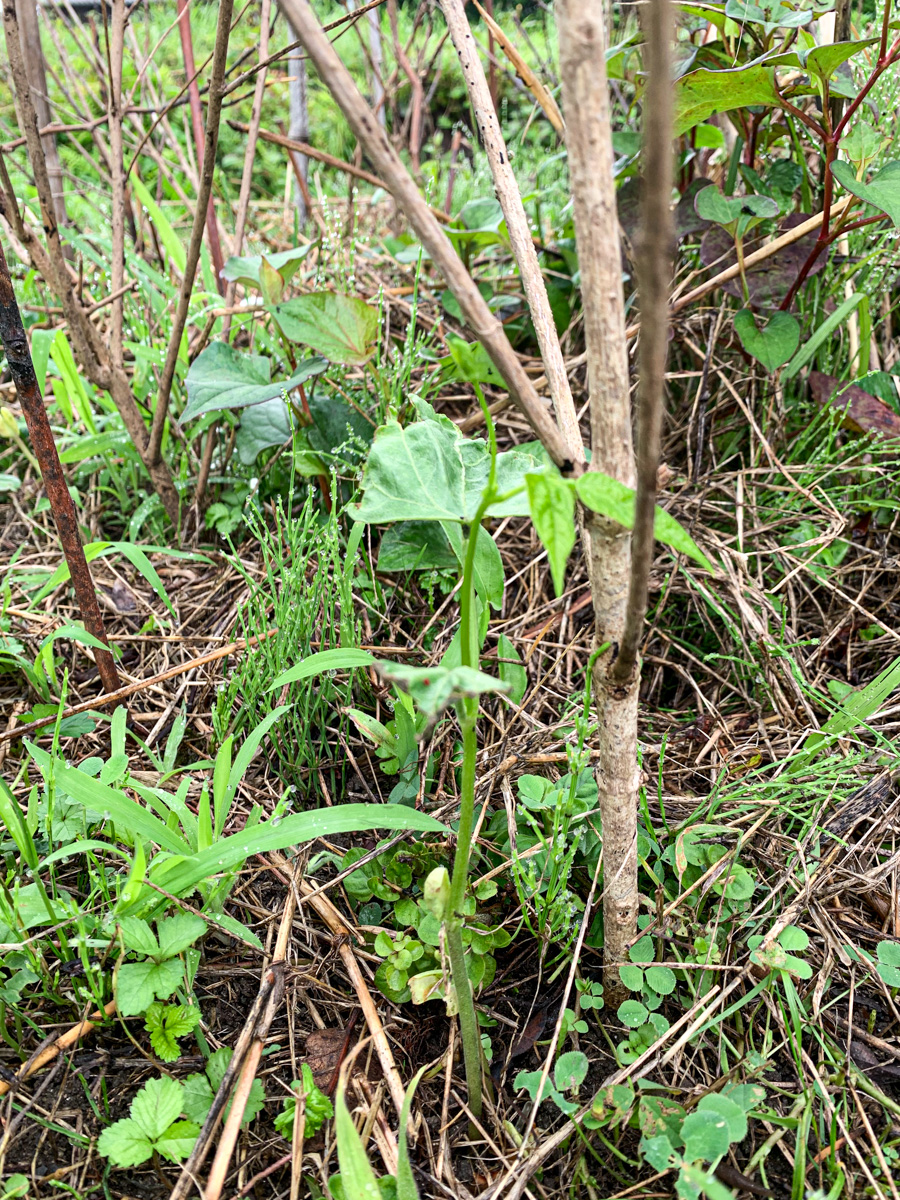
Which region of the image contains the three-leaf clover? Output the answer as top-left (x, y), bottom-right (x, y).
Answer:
top-left (98, 1076), bottom-right (200, 1167)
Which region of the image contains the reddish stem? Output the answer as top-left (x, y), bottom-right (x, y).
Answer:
top-left (0, 240), bottom-right (121, 694)
top-left (176, 0), bottom-right (226, 294)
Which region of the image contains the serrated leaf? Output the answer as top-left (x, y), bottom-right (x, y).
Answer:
top-left (575, 473), bottom-right (714, 571)
top-left (525, 470), bottom-right (576, 596)
top-left (629, 936), bottom-right (655, 964)
top-left (154, 1119), bottom-right (201, 1163)
top-left (116, 958), bottom-right (183, 1016)
top-left (131, 1076), bottom-right (184, 1142)
top-left (733, 310), bottom-right (800, 373)
top-left (619, 963), bottom-right (645, 991)
top-left (831, 160), bottom-right (900, 229)
top-left (156, 913), bottom-right (206, 959)
top-left (182, 1073), bottom-right (215, 1124)
top-left (182, 343), bottom-right (328, 424)
top-left (119, 917), bottom-right (159, 958)
top-left (271, 293), bottom-right (379, 365)
top-left (98, 1117), bottom-right (154, 1167)
top-left (645, 965), bottom-right (677, 995)
top-left (618, 998), bottom-right (650, 1028)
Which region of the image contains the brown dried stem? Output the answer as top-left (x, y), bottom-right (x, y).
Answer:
top-left (150, 0), bottom-right (235, 465)
top-left (612, 0), bottom-right (674, 684)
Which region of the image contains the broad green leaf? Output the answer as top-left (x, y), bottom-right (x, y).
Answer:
top-left (554, 1050), bottom-right (589, 1092)
top-left (443, 522), bottom-right (505, 609)
top-left (98, 1118), bottom-right (154, 1167)
top-left (617, 998), bottom-right (650, 1028)
top-left (805, 39), bottom-right (877, 80)
top-left (131, 1076), bottom-right (184, 1142)
top-left (782, 292), bottom-right (866, 381)
top-left (116, 958), bottom-right (183, 1015)
top-left (235, 396), bottom-right (292, 464)
top-left (150, 805), bottom-right (446, 900)
top-left (376, 521), bottom-right (457, 573)
top-left (525, 469), bottom-right (576, 596)
top-left (678, 1164), bottom-right (741, 1200)
top-left (222, 245), bottom-right (310, 288)
top-left (182, 1074), bottom-right (214, 1124)
top-left (831, 160), bottom-right (900, 229)
top-left (645, 965), bottom-right (677, 995)
top-left (259, 257), bottom-right (286, 307)
top-left (182, 342), bottom-right (327, 423)
top-left (351, 420), bottom-right (538, 526)
top-left (674, 66), bottom-right (780, 137)
top-left (441, 337), bottom-right (504, 385)
top-left (733, 309), bottom-right (800, 372)
top-left (374, 663), bottom-right (509, 716)
top-left (681, 1109), bottom-right (731, 1163)
top-left (154, 1120), bottom-right (201, 1163)
top-left (270, 649), bottom-right (376, 690)
top-left (575, 473), bottom-right (714, 571)
top-left (619, 963), bottom-right (645, 991)
top-left (695, 188), bottom-right (778, 227)
top-left (118, 917), bottom-right (159, 957)
top-left (877, 940), bottom-right (900, 967)
top-left (497, 634), bottom-right (527, 706)
top-left (335, 1078), bottom-right (382, 1200)
top-left (156, 912), bottom-right (206, 959)
top-left (777, 925), bottom-right (809, 952)
top-left (271, 293), bottom-right (379, 365)
top-left (696, 1094), bottom-right (747, 1143)
top-left (843, 120), bottom-right (881, 166)
top-left (724, 0), bottom-right (817, 29)
top-left (640, 1133), bottom-right (677, 1173)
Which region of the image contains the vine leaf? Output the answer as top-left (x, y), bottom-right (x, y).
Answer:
top-left (270, 292), bottom-right (379, 364)
top-left (734, 309), bottom-right (800, 372)
top-left (831, 160), bottom-right (900, 228)
top-left (182, 343), bottom-right (326, 423)
top-left (674, 65), bottom-right (780, 137)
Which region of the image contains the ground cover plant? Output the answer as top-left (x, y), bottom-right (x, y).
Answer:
top-left (1, 0), bottom-right (900, 1196)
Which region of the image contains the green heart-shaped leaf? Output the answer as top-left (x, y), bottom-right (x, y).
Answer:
top-left (734, 309), bottom-right (800, 372)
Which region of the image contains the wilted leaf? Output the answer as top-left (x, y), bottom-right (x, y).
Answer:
top-left (809, 371), bottom-right (900, 439)
top-left (699, 214), bottom-right (827, 305)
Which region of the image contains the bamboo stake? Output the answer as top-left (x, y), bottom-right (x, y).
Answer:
top-left (275, 0), bottom-right (573, 471)
top-left (439, 0), bottom-right (583, 460)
